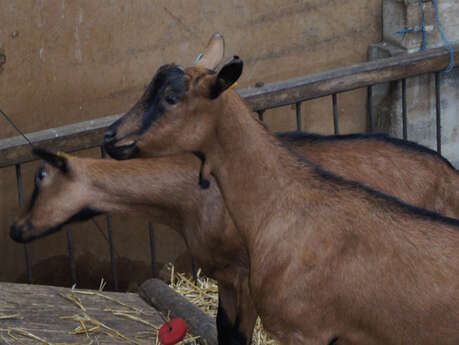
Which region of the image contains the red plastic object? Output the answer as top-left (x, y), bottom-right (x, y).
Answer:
top-left (158, 318), bottom-right (188, 345)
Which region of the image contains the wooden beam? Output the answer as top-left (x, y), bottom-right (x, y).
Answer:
top-left (0, 114), bottom-right (121, 168)
top-left (139, 279), bottom-right (218, 345)
top-left (0, 45), bottom-right (457, 167)
top-left (240, 44), bottom-right (459, 111)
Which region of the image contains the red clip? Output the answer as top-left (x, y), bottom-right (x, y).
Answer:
top-left (158, 318), bottom-right (188, 345)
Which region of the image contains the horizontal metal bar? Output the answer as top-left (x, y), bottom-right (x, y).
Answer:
top-left (0, 45), bottom-right (457, 168)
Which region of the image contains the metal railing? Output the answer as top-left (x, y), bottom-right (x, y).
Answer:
top-left (1, 44), bottom-right (457, 290)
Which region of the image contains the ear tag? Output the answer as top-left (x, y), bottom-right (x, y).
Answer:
top-left (231, 82), bottom-right (238, 88)
top-left (57, 151), bottom-right (72, 159)
top-left (194, 53), bottom-right (203, 64)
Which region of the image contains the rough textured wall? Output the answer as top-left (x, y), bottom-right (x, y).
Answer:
top-left (372, 0), bottom-right (459, 167)
top-left (0, 0), bottom-right (381, 289)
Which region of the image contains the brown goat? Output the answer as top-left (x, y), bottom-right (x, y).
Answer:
top-left (278, 132), bottom-right (458, 218)
top-left (102, 53), bottom-right (459, 344)
top-left (9, 150), bottom-right (258, 344)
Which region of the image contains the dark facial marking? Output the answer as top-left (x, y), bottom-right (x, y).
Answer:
top-left (327, 336), bottom-right (339, 345)
top-left (138, 64), bottom-right (187, 135)
top-left (10, 207), bottom-right (104, 243)
top-left (216, 298), bottom-right (249, 345)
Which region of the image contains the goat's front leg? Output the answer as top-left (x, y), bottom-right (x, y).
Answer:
top-left (217, 279), bottom-right (257, 345)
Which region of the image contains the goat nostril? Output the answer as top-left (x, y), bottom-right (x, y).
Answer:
top-left (10, 223), bottom-right (22, 242)
top-left (104, 128), bottom-right (117, 143)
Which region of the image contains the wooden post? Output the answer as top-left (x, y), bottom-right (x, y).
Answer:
top-left (139, 279), bottom-right (218, 345)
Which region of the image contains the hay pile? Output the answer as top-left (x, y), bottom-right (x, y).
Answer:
top-left (167, 264), bottom-right (279, 345)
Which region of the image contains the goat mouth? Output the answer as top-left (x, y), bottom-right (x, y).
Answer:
top-left (103, 141), bottom-right (139, 160)
top-left (10, 221), bottom-right (64, 243)
top-left (10, 208), bottom-right (104, 243)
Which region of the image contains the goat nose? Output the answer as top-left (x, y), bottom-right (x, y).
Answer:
top-left (104, 128), bottom-right (117, 143)
top-left (10, 222), bottom-right (23, 243)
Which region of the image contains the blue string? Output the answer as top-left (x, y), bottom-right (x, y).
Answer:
top-left (432, 0), bottom-right (454, 73)
top-left (419, 0), bottom-right (426, 51)
top-left (396, 0), bottom-right (454, 73)
top-left (395, 0), bottom-right (426, 51)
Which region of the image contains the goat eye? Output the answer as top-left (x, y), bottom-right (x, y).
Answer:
top-left (165, 95), bottom-right (178, 105)
top-left (35, 167), bottom-right (47, 185)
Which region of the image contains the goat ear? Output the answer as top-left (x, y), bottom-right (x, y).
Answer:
top-left (196, 33), bottom-right (225, 70)
top-left (211, 56), bottom-right (243, 99)
top-left (32, 148), bottom-right (68, 173)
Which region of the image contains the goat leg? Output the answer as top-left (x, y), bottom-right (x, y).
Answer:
top-left (217, 282), bottom-right (257, 345)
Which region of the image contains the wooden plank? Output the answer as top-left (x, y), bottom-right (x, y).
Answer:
top-left (0, 282), bottom-right (163, 344)
top-left (0, 45), bottom-right (457, 167)
top-left (139, 279), bottom-right (217, 345)
top-left (240, 44), bottom-right (459, 110)
top-left (0, 114), bottom-right (122, 168)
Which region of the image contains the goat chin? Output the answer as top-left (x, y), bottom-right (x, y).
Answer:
top-left (104, 141), bottom-right (139, 160)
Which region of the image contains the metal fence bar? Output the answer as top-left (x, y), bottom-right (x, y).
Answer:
top-left (15, 164), bottom-right (32, 284)
top-left (191, 259), bottom-right (198, 283)
top-left (100, 146), bottom-right (119, 290)
top-left (66, 229), bottom-right (77, 286)
top-left (105, 215), bottom-right (118, 290)
top-left (435, 72), bottom-right (442, 154)
top-left (332, 93), bottom-right (339, 134)
top-left (295, 102), bottom-right (302, 131)
top-left (148, 222), bottom-right (158, 278)
top-left (367, 86), bottom-right (374, 133)
top-left (402, 79), bottom-right (408, 140)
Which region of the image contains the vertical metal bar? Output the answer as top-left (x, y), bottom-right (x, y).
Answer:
top-left (148, 222), bottom-right (158, 278)
top-left (332, 93), bottom-right (339, 134)
top-left (367, 86), bottom-right (374, 133)
top-left (66, 229), bottom-right (77, 286)
top-left (435, 72), bottom-right (442, 154)
top-left (295, 102), bottom-right (302, 131)
top-left (15, 164), bottom-right (32, 284)
top-left (101, 146), bottom-right (119, 290)
top-left (106, 215), bottom-right (118, 290)
top-left (402, 79), bottom-right (408, 140)
top-left (191, 259), bottom-right (198, 283)
top-left (257, 110), bottom-right (264, 122)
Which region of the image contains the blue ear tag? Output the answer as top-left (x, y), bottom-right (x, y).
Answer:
top-left (194, 53), bottom-right (203, 64)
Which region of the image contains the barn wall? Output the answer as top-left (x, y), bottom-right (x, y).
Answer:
top-left (0, 0), bottom-right (382, 289)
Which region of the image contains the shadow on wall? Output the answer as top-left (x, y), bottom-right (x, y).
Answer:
top-left (15, 250), bottom-right (195, 292)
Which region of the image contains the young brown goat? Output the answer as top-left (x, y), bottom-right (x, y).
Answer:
top-left (102, 54), bottom-right (459, 344)
top-left (9, 150), bottom-right (258, 344)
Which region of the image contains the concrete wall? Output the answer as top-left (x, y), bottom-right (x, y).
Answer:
top-left (0, 0), bottom-right (382, 289)
top-left (371, 0), bottom-right (458, 167)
